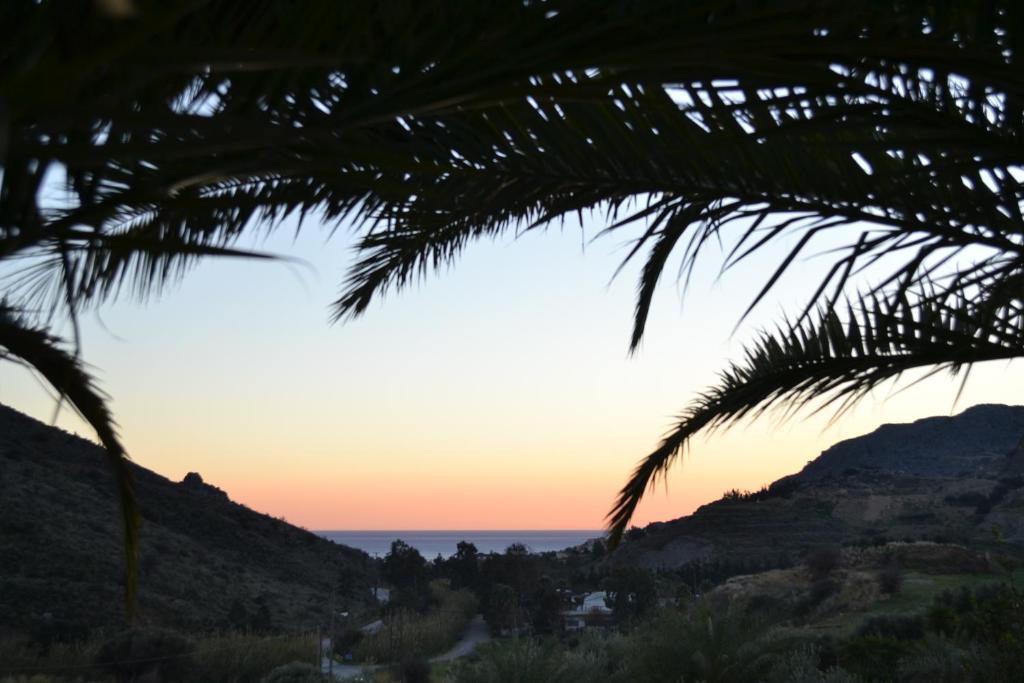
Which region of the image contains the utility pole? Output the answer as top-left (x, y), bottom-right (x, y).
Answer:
top-left (373, 551), bottom-right (380, 601)
top-left (328, 586), bottom-right (336, 675)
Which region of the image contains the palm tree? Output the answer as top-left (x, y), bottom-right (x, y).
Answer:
top-left (2, 2), bottom-right (1022, 606)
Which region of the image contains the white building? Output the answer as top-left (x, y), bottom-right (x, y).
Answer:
top-left (561, 591), bottom-right (615, 632)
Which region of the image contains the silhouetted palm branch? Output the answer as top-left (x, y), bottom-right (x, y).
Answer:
top-left (3, 1), bottom-right (1024, 575)
top-left (0, 304), bottom-right (139, 610)
top-left (607, 285), bottom-right (1024, 544)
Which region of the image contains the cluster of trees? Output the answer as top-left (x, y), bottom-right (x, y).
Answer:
top-left (376, 539), bottom-right (661, 638)
top-left (381, 541), bottom-right (565, 635)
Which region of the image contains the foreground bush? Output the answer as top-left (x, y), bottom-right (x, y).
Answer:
top-left (805, 546), bottom-right (842, 580)
top-left (618, 606), bottom-right (771, 683)
top-left (0, 637), bottom-right (104, 679)
top-left (258, 662), bottom-right (327, 683)
top-left (1, 631), bottom-right (316, 683)
top-left (396, 657), bottom-right (431, 683)
top-left (94, 628), bottom-right (193, 681)
top-left (449, 638), bottom-right (607, 683)
top-left (191, 632), bottom-right (317, 683)
top-left (766, 647), bottom-right (863, 683)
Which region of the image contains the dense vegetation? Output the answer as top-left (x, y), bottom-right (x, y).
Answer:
top-left (0, 631), bottom-right (321, 683)
top-left (5, 530), bottom-right (1024, 682)
top-left (445, 571), bottom-right (1024, 683)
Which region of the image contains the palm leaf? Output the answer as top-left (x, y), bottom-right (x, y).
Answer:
top-left (0, 304), bottom-right (138, 611)
top-left (5, 1), bottom-right (1024, 568)
top-left (606, 285), bottom-right (1024, 546)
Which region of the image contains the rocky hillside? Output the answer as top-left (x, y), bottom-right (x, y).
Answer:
top-left (789, 403), bottom-right (1024, 482)
top-left (618, 404), bottom-right (1024, 569)
top-left (0, 403), bottom-right (371, 638)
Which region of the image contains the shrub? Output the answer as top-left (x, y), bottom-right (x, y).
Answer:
top-left (838, 636), bottom-right (915, 681)
top-left (746, 593), bottom-right (789, 619)
top-left (896, 635), bottom-right (965, 683)
top-left (397, 656), bottom-right (431, 683)
top-left (766, 646), bottom-right (863, 683)
top-left (877, 559), bottom-right (903, 595)
top-left (27, 616), bottom-right (89, 653)
top-left (258, 662), bottom-right (328, 683)
top-left (799, 578), bottom-right (839, 614)
top-left (928, 583), bottom-right (1024, 643)
top-left (619, 606), bottom-right (770, 682)
top-left (721, 486), bottom-right (772, 502)
top-left (94, 628), bottom-right (194, 682)
top-left (450, 638), bottom-right (606, 683)
top-left (192, 632), bottom-right (317, 683)
top-left (805, 546), bottom-right (842, 579)
top-left (856, 615), bottom-right (925, 641)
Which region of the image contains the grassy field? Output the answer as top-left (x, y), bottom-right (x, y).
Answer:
top-left (798, 567), bottom-right (1024, 636)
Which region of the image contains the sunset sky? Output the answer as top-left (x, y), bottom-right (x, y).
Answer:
top-left (2, 212), bottom-right (1021, 530)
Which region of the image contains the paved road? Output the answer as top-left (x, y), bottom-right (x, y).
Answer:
top-left (431, 614), bottom-right (490, 662)
top-left (322, 614), bottom-right (491, 680)
top-left (321, 660), bottom-right (378, 680)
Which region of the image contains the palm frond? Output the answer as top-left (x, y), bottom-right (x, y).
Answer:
top-left (7, 1), bottom-right (1023, 329)
top-left (5, 0), bottom-right (1024, 570)
top-left (328, 58), bottom-right (1024, 345)
top-left (0, 304), bottom-right (138, 611)
top-left (606, 285), bottom-right (1024, 546)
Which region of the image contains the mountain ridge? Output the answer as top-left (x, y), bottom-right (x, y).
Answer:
top-left (619, 404), bottom-right (1024, 569)
top-left (790, 403), bottom-right (1024, 481)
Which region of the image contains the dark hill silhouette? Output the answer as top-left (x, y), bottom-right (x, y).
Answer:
top-left (791, 404), bottom-right (1024, 481)
top-left (0, 403), bottom-right (370, 637)
top-left (618, 404), bottom-right (1024, 569)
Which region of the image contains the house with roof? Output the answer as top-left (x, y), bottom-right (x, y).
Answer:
top-left (561, 591), bottom-right (616, 631)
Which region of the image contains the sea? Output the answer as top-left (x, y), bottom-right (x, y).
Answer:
top-left (316, 530), bottom-right (602, 558)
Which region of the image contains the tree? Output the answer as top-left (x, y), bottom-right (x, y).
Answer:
top-left (531, 575), bottom-right (565, 635)
top-left (449, 541), bottom-right (480, 591)
top-left (489, 544), bottom-right (540, 596)
top-left (382, 541), bottom-right (426, 589)
top-left (483, 583), bottom-right (525, 635)
top-left (4, 2), bottom-right (1024, 595)
top-left (604, 566), bottom-right (657, 622)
